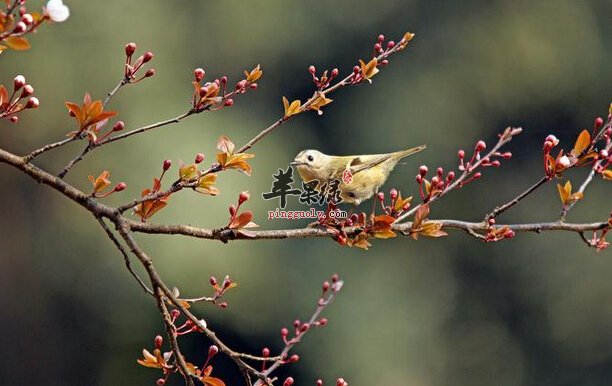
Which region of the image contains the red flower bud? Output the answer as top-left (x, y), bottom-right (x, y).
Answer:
top-left (25, 97), bottom-right (39, 109)
top-left (377, 34), bottom-right (385, 42)
top-left (21, 84), bottom-right (34, 97)
top-left (219, 302), bottom-right (228, 309)
top-left (293, 319), bottom-right (301, 328)
top-left (195, 153), bottom-right (205, 164)
top-left (281, 327), bottom-right (289, 337)
top-left (331, 68), bottom-right (339, 77)
top-left (209, 276), bottom-right (217, 286)
top-left (162, 159), bottom-right (172, 171)
top-left (300, 323), bottom-right (310, 332)
top-left (317, 380), bottom-right (324, 386)
top-left (473, 172), bottom-right (482, 180)
top-left (9, 116), bottom-right (18, 123)
top-left (337, 378), bottom-right (348, 386)
top-left (220, 75), bottom-right (227, 84)
top-left (114, 182), bottom-right (127, 192)
top-left (387, 40), bottom-right (395, 49)
top-left (224, 98), bottom-right (234, 107)
top-left (374, 43), bottom-right (382, 52)
top-left (446, 171), bottom-right (455, 182)
top-left (390, 188), bottom-right (398, 200)
top-left (377, 192), bottom-right (384, 201)
top-left (13, 21), bottom-right (26, 33)
top-left (170, 309), bottom-right (180, 319)
top-left (156, 379), bottom-right (165, 386)
top-left (229, 204), bottom-right (237, 216)
top-left (142, 51), bottom-right (154, 63)
top-left (239, 191), bottom-right (250, 204)
top-left (112, 121), bottom-right (125, 131)
top-left (458, 150), bottom-right (465, 159)
top-left (415, 174), bottom-right (422, 183)
top-left (475, 140), bottom-right (486, 151)
top-left (331, 273), bottom-right (339, 283)
top-left (288, 354), bottom-right (299, 363)
top-left (208, 345), bottom-right (219, 357)
top-left (13, 75), bottom-right (25, 90)
top-left (419, 165), bottom-right (428, 176)
top-left (436, 167), bottom-right (443, 177)
top-left (154, 335), bottom-right (163, 349)
top-left (322, 281), bottom-right (330, 292)
top-left (283, 377), bottom-right (294, 386)
top-left (308, 65), bottom-right (316, 74)
top-left (125, 42), bottom-right (137, 57)
top-left (318, 318), bottom-right (328, 326)
top-left (194, 68), bottom-right (205, 81)
top-left (594, 117), bottom-right (604, 130)
top-left (144, 69), bottom-right (155, 78)
top-left (353, 66), bottom-right (360, 74)
top-left (21, 14), bottom-right (33, 25)
top-left (262, 347), bottom-right (270, 357)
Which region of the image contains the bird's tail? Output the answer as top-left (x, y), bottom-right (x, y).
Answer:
top-left (393, 145), bottom-right (427, 161)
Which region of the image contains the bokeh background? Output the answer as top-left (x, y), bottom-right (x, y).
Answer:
top-left (1, 1), bottom-right (611, 385)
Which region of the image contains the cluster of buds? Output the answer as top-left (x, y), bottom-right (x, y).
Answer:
top-left (226, 191), bottom-right (257, 230)
top-left (313, 379), bottom-right (349, 386)
top-left (208, 274), bottom-right (237, 308)
top-left (374, 189), bottom-right (413, 218)
top-left (0, 75), bottom-right (39, 122)
top-left (278, 274), bottom-right (341, 359)
top-left (349, 32), bottom-right (415, 85)
top-left (483, 218), bottom-right (516, 242)
top-left (191, 64), bottom-right (261, 113)
top-left (0, 1), bottom-right (67, 54)
top-left (308, 65), bottom-right (339, 90)
top-left (88, 170), bottom-right (126, 198)
top-left (124, 43), bottom-right (155, 82)
top-left (542, 134), bottom-right (573, 178)
top-left (415, 165), bottom-right (458, 202)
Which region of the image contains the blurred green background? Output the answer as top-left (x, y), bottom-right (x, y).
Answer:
top-left (1, 0), bottom-right (611, 385)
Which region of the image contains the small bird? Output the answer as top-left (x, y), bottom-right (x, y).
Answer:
top-left (291, 145), bottom-right (426, 205)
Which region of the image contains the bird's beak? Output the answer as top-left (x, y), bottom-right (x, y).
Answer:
top-left (290, 161), bottom-right (302, 166)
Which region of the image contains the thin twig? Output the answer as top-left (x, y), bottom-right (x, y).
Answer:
top-left (155, 285), bottom-right (197, 386)
top-left (23, 136), bottom-right (78, 162)
top-left (486, 176), bottom-right (549, 221)
top-left (395, 127), bottom-right (522, 223)
top-left (95, 215), bottom-right (153, 295)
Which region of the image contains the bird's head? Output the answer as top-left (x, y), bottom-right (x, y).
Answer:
top-left (290, 149), bottom-right (328, 180)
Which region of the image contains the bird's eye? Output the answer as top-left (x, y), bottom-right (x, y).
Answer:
top-left (307, 155), bottom-right (314, 162)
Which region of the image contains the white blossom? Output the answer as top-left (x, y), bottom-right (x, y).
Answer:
top-left (46, 0), bottom-right (70, 23)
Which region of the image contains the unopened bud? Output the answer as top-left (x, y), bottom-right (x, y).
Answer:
top-left (473, 172), bottom-right (482, 180)
top-left (9, 116), bottom-right (18, 123)
top-left (154, 335), bottom-right (163, 349)
top-left (331, 68), bottom-right (339, 77)
top-left (281, 327), bottom-right (289, 337)
top-left (194, 153), bottom-right (205, 164)
top-left (13, 75), bottom-right (25, 90)
top-left (224, 98), bottom-right (234, 107)
top-left (229, 205), bottom-right (237, 216)
top-left (419, 165), bottom-right (428, 176)
top-left (446, 171), bottom-right (455, 182)
top-left (209, 276), bottom-right (217, 286)
top-left (156, 379), bottom-right (165, 386)
top-left (13, 21), bottom-right (26, 33)
top-left (19, 14), bottom-right (32, 26)
top-left (239, 191), bottom-right (250, 204)
top-left (318, 318), bottom-right (328, 326)
top-left (308, 65), bottom-right (316, 74)
top-left (194, 68), bottom-right (205, 81)
top-left (377, 192), bottom-right (384, 201)
top-left (283, 377), bottom-right (294, 386)
top-left (262, 347), bottom-right (270, 357)
top-left (21, 84), bottom-right (34, 97)
top-left (377, 34), bottom-right (385, 42)
top-left (387, 40), bottom-right (395, 49)
top-left (390, 188), bottom-right (398, 200)
top-left (162, 159), bottom-right (172, 171)
top-left (594, 117), bottom-right (604, 130)
top-left (142, 51), bottom-right (154, 63)
top-left (458, 149), bottom-right (465, 159)
top-left (475, 140), bottom-right (486, 151)
top-left (144, 68), bottom-right (155, 78)
top-left (125, 42), bottom-right (137, 57)
top-left (112, 121), bottom-right (125, 131)
top-left (208, 345), bottom-right (219, 357)
top-left (25, 97), bottom-right (39, 109)
top-left (114, 182), bottom-right (127, 192)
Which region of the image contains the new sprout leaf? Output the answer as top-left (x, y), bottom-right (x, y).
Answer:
top-left (282, 96), bottom-right (302, 118)
top-left (179, 163), bottom-right (199, 181)
top-left (603, 170), bottom-right (612, 181)
top-left (413, 204), bottom-right (430, 228)
top-left (217, 135), bottom-right (235, 154)
top-left (557, 181), bottom-right (571, 205)
top-left (229, 211), bottom-right (253, 229)
top-left (572, 130), bottom-right (591, 156)
top-left (5, 36), bottom-right (30, 50)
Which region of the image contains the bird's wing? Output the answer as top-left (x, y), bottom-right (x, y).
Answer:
top-left (347, 154), bottom-right (394, 174)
